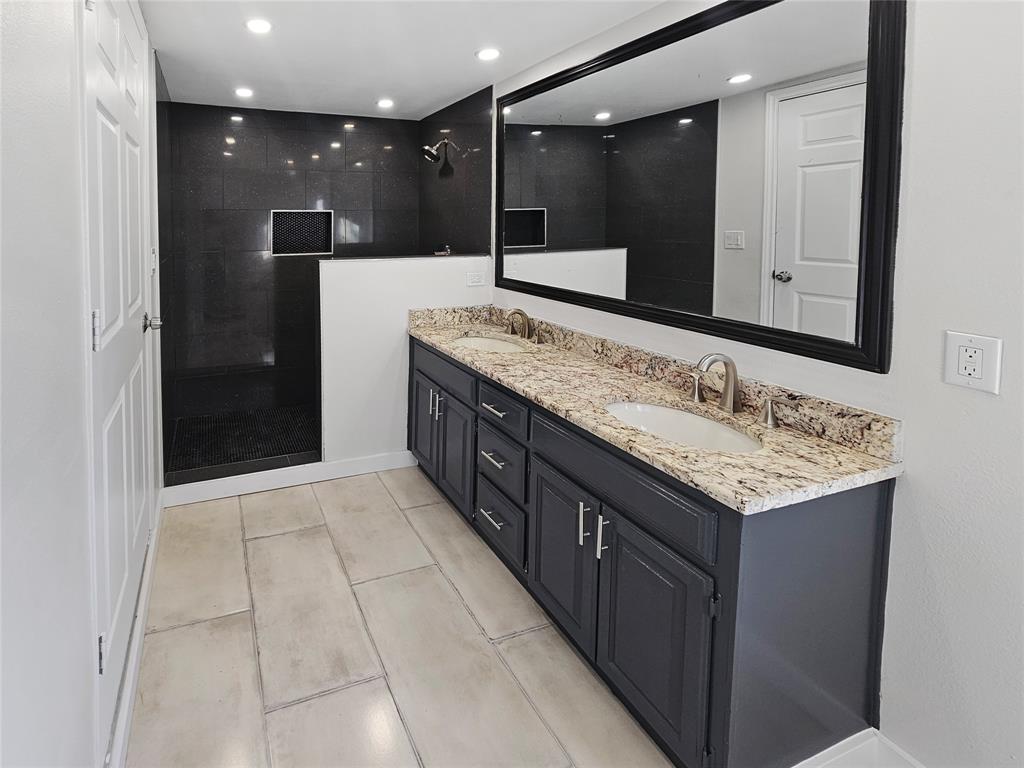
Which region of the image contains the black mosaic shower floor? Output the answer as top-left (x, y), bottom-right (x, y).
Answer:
top-left (166, 405), bottom-right (320, 486)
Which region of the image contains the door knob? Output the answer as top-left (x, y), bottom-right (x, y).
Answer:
top-left (772, 270), bottom-right (793, 283)
top-left (143, 313), bottom-right (163, 332)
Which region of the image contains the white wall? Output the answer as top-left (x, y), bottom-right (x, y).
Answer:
top-left (1, 2), bottom-right (97, 765)
top-left (494, 1), bottom-right (1024, 765)
top-left (504, 248), bottom-right (627, 300)
top-left (320, 256), bottom-right (492, 464)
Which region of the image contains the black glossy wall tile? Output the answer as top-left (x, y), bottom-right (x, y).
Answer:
top-left (418, 87), bottom-right (492, 254)
top-left (223, 168), bottom-right (305, 209)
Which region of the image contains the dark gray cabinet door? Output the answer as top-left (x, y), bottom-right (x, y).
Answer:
top-left (411, 370), bottom-right (438, 478)
top-left (437, 393), bottom-right (475, 520)
top-left (529, 458), bottom-right (599, 657)
top-left (596, 508), bottom-right (715, 768)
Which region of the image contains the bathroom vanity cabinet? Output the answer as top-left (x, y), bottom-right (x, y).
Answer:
top-left (408, 338), bottom-right (894, 768)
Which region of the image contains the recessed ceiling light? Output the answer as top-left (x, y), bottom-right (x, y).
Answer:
top-left (377, 98), bottom-right (394, 109)
top-left (678, 118), bottom-right (693, 125)
top-left (602, 134), bottom-right (615, 139)
top-left (343, 123), bottom-right (355, 130)
top-left (383, 145), bottom-right (393, 150)
top-left (439, 128), bottom-right (451, 134)
top-left (230, 115), bottom-right (243, 122)
top-left (225, 136), bottom-right (236, 144)
top-left (728, 73), bottom-right (752, 84)
top-left (223, 151), bottom-right (232, 156)
top-left (530, 130), bottom-right (542, 136)
top-left (594, 111), bottom-right (611, 121)
top-left (246, 18), bottom-right (272, 34)
top-left (286, 159), bottom-right (294, 165)
top-left (502, 107), bottom-right (511, 115)
top-left (235, 87), bottom-right (253, 98)
top-left (311, 154), bottom-right (320, 160)
top-left (330, 141), bottom-right (341, 149)
top-left (476, 48), bottom-right (501, 62)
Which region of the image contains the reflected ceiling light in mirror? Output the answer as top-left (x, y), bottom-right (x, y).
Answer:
top-left (727, 73), bottom-right (752, 84)
top-left (377, 98), bottom-right (394, 109)
top-left (246, 19), bottom-right (272, 34)
top-left (234, 87), bottom-right (253, 98)
top-left (311, 154), bottom-right (320, 160)
top-left (476, 48), bottom-right (501, 61)
top-left (223, 151), bottom-right (232, 156)
top-left (678, 118), bottom-right (693, 125)
top-left (230, 115), bottom-right (243, 123)
top-left (343, 123), bottom-right (355, 130)
top-left (286, 159), bottom-right (294, 165)
top-left (225, 136), bottom-right (236, 144)
top-left (594, 111), bottom-right (611, 120)
top-left (603, 134), bottom-right (615, 139)
top-left (355, 161), bottom-right (364, 167)
top-left (330, 141), bottom-right (341, 149)
top-left (383, 145), bottom-right (393, 150)
top-left (502, 107), bottom-right (512, 115)
top-left (439, 129), bottom-right (451, 134)
top-left (531, 130), bottom-right (542, 136)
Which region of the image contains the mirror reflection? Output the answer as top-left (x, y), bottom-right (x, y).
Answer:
top-left (500, 0), bottom-right (870, 342)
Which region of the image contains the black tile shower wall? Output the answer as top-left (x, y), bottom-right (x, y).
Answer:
top-left (503, 123), bottom-right (608, 249)
top-left (606, 100), bottom-right (719, 314)
top-left (159, 101), bottom-right (423, 430)
top-left (418, 87), bottom-right (493, 254)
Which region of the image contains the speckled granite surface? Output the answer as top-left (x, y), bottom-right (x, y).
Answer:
top-left (409, 306), bottom-right (903, 515)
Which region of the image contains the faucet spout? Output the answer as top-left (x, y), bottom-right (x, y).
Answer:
top-left (506, 308), bottom-right (531, 340)
top-left (697, 353), bottom-right (743, 414)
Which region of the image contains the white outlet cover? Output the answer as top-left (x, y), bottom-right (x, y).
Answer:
top-left (465, 271), bottom-right (485, 287)
top-left (943, 330), bottom-right (1003, 394)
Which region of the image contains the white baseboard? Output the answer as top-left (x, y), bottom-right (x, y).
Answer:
top-left (161, 451), bottom-right (417, 507)
top-left (793, 728), bottom-right (925, 768)
top-left (105, 490), bottom-right (165, 768)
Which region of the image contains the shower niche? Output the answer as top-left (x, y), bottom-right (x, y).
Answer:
top-left (271, 210), bottom-right (334, 256)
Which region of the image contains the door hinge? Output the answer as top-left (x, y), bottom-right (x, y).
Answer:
top-left (97, 634), bottom-right (105, 674)
top-left (708, 594), bottom-right (722, 620)
top-left (91, 310), bottom-right (101, 351)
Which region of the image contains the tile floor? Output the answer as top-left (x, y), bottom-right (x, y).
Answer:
top-left (126, 467), bottom-right (672, 768)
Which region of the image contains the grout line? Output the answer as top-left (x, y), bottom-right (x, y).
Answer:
top-left (490, 621), bottom-right (551, 644)
top-left (349, 562), bottom-right (437, 587)
top-left (143, 607), bottom-right (250, 636)
top-left (238, 496), bottom-right (274, 768)
top-left (243, 521), bottom-right (326, 543)
top-left (262, 673), bottom-right (385, 714)
top-left (320, 516), bottom-right (427, 768)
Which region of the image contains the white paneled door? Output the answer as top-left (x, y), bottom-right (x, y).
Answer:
top-left (82, 0), bottom-right (155, 761)
top-left (770, 77), bottom-right (866, 342)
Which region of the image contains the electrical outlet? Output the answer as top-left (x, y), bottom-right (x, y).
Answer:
top-left (944, 331), bottom-right (1003, 394)
top-left (723, 230), bottom-right (745, 250)
top-left (465, 271), bottom-right (485, 287)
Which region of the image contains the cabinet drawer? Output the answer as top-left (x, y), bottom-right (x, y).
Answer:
top-left (477, 421), bottom-right (527, 506)
top-left (531, 414), bottom-right (718, 565)
top-left (478, 382), bottom-right (529, 442)
top-left (475, 476), bottom-right (527, 570)
top-left (413, 342), bottom-right (476, 406)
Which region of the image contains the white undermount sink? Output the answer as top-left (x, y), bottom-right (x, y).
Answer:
top-left (450, 335), bottom-right (529, 353)
top-left (606, 402), bottom-right (762, 453)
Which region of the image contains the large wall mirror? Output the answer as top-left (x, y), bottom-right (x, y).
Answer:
top-left (495, 0), bottom-right (905, 372)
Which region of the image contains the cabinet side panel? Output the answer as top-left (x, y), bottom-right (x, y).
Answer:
top-left (726, 482), bottom-right (892, 768)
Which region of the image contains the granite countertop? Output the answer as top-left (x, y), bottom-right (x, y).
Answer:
top-left (408, 320), bottom-right (903, 515)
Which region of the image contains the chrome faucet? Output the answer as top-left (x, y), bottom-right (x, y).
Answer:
top-left (697, 353), bottom-right (743, 414)
top-left (506, 308), bottom-right (531, 340)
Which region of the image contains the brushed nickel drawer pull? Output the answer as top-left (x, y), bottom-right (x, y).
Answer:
top-left (578, 502), bottom-right (591, 546)
top-left (596, 514), bottom-right (610, 559)
top-left (480, 451), bottom-right (505, 469)
top-left (481, 402), bottom-right (507, 419)
top-left (428, 388), bottom-right (435, 416)
top-left (479, 508), bottom-right (505, 530)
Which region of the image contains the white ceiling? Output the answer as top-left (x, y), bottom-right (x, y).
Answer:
top-left (141, 0), bottom-right (661, 119)
top-left (506, 0), bottom-right (869, 125)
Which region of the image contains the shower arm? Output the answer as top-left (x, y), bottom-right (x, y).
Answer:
top-left (428, 137), bottom-right (462, 154)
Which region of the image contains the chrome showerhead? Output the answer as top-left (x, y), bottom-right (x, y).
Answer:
top-left (422, 136), bottom-right (461, 166)
top-left (421, 144), bottom-right (441, 163)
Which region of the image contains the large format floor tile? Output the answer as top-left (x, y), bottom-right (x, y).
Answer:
top-left (240, 484), bottom-right (323, 539)
top-left (499, 626), bottom-right (673, 768)
top-left (355, 567), bottom-right (568, 768)
top-left (126, 612), bottom-right (267, 768)
top-left (246, 526), bottom-right (381, 709)
top-left (146, 497), bottom-right (249, 632)
top-left (265, 678), bottom-right (418, 768)
top-left (378, 466), bottom-right (442, 509)
top-left (406, 502), bottom-right (547, 639)
top-left (314, 474), bottom-right (434, 583)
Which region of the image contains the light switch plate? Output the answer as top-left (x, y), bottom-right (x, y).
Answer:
top-left (723, 230), bottom-right (745, 250)
top-left (943, 330), bottom-right (1003, 394)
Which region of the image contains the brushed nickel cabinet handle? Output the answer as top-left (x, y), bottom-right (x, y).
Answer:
top-left (480, 451), bottom-right (505, 469)
top-left (479, 508), bottom-right (505, 531)
top-left (435, 396), bottom-right (444, 422)
top-left (428, 388), bottom-right (435, 416)
top-left (481, 402), bottom-right (507, 419)
top-left (578, 502), bottom-right (591, 546)
top-left (596, 514), bottom-right (610, 559)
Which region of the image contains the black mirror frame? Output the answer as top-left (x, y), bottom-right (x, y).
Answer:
top-left (494, 0), bottom-right (906, 373)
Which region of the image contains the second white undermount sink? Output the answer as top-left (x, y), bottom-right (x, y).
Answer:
top-left (450, 335), bottom-right (529, 353)
top-left (606, 402), bottom-right (761, 453)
